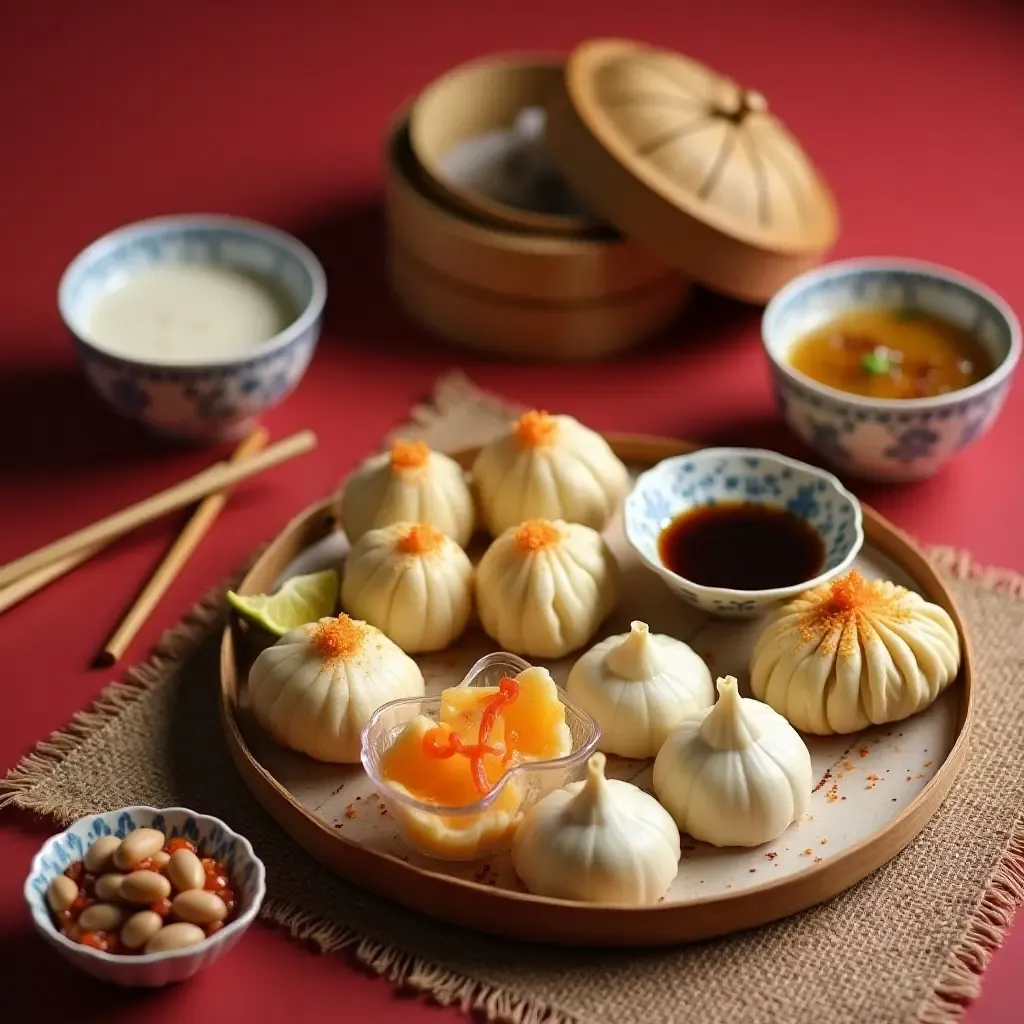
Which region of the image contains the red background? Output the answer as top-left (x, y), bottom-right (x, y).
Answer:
top-left (1, 1), bottom-right (1021, 1020)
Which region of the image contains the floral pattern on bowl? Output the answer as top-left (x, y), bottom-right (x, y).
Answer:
top-left (623, 448), bottom-right (864, 618)
top-left (25, 806), bottom-right (266, 987)
top-left (762, 257), bottom-right (1021, 482)
top-left (59, 215), bottom-right (327, 444)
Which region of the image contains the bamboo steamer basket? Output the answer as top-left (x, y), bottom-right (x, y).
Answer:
top-left (385, 40), bottom-right (838, 357)
top-left (409, 54), bottom-right (602, 237)
top-left (385, 115), bottom-right (692, 360)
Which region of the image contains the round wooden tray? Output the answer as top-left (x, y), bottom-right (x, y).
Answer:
top-left (219, 435), bottom-right (973, 947)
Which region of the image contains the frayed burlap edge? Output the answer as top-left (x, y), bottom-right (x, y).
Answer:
top-left (912, 550), bottom-right (1024, 1024)
top-left (2, 546), bottom-right (1019, 1024)
top-left (3, 369), bottom-right (1023, 1024)
top-left (929, 546), bottom-right (1024, 600)
top-left (917, 828), bottom-right (1024, 1024)
top-left (0, 577), bottom-right (232, 820)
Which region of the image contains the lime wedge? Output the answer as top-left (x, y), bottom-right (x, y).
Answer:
top-left (227, 569), bottom-right (339, 637)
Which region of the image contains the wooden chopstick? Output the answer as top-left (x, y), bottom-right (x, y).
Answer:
top-left (98, 427), bottom-right (270, 666)
top-left (0, 428), bottom-right (317, 590)
top-left (0, 543), bottom-right (105, 615)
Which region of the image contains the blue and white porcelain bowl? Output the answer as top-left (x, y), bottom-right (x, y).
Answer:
top-left (763, 257), bottom-right (1021, 482)
top-left (25, 806), bottom-right (266, 987)
top-left (624, 448), bottom-right (864, 618)
top-left (59, 214), bottom-right (327, 444)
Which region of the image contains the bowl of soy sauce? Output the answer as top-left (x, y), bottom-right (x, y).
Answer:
top-left (623, 448), bottom-right (864, 618)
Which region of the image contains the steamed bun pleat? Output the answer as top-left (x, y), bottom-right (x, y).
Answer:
top-left (476, 518), bottom-right (618, 659)
top-left (341, 522), bottom-right (473, 654)
top-left (750, 571), bottom-right (961, 735)
top-left (472, 411), bottom-right (629, 535)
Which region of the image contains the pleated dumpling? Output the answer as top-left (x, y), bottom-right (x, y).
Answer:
top-left (341, 522), bottom-right (473, 653)
top-left (249, 614), bottom-right (424, 762)
top-left (340, 439), bottom-right (475, 547)
top-left (476, 518), bottom-right (618, 659)
top-left (750, 570), bottom-right (961, 735)
top-left (472, 410), bottom-right (630, 535)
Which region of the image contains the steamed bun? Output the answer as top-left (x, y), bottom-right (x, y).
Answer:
top-left (476, 518), bottom-right (618, 659)
top-left (472, 410), bottom-right (629, 535)
top-left (750, 571), bottom-right (961, 735)
top-left (341, 440), bottom-right (474, 547)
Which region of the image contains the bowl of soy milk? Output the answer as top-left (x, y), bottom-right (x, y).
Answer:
top-left (59, 215), bottom-right (327, 443)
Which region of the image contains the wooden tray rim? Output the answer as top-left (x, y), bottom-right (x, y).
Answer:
top-left (218, 433), bottom-right (974, 947)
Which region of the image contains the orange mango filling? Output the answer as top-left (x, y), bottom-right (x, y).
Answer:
top-left (441, 667), bottom-right (572, 766)
top-left (380, 668), bottom-right (572, 812)
top-left (380, 718), bottom-right (508, 807)
top-left (379, 716), bottom-right (522, 861)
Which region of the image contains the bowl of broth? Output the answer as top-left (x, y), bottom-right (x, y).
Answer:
top-left (623, 448), bottom-right (863, 618)
top-left (762, 257), bottom-right (1020, 481)
top-left (59, 215), bottom-right (327, 444)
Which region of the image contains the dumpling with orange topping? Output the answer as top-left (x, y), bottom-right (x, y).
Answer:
top-left (341, 521), bottom-right (473, 653)
top-left (472, 410), bottom-right (630, 535)
top-left (750, 570), bottom-right (961, 735)
top-left (476, 518), bottom-right (618, 659)
top-left (248, 613), bottom-right (425, 762)
top-left (340, 439), bottom-right (475, 547)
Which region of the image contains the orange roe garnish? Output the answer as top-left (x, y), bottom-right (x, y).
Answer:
top-left (798, 570), bottom-right (911, 657)
top-left (514, 519), bottom-right (560, 552)
top-left (514, 410), bottom-right (557, 448)
top-left (390, 439), bottom-right (430, 470)
top-left (308, 614), bottom-right (368, 663)
top-left (422, 676), bottom-right (521, 795)
top-left (826, 570), bottom-right (866, 612)
top-left (397, 522), bottom-right (444, 555)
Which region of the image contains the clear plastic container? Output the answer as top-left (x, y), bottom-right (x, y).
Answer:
top-left (360, 652), bottom-right (600, 862)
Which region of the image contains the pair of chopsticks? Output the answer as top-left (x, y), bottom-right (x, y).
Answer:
top-left (0, 428), bottom-right (318, 664)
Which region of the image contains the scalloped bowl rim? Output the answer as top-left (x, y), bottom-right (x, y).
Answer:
top-left (360, 666), bottom-right (601, 817)
top-left (57, 213), bottom-right (328, 371)
top-left (623, 447), bottom-right (865, 601)
top-left (24, 805), bottom-right (267, 967)
top-left (762, 255), bottom-right (1022, 411)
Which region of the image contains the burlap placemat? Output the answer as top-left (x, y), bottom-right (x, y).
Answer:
top-left (3, 372), bottom-right (1023, 1024)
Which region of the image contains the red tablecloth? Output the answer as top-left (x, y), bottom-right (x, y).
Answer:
top-left (2, 1), bottom-right (1021, 1020)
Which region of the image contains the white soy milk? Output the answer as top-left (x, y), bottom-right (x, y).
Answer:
top-left (85, 263), bottom-right (297, 362)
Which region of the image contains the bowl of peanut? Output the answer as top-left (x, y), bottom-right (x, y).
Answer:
top-left (24, 806), bottom-right (266, 987)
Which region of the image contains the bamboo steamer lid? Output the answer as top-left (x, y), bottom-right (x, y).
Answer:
top-left (544, 38), bottom-right (840, 303)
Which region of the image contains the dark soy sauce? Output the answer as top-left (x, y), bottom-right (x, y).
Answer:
top-left (658, 502), bottom-right (825, 591)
